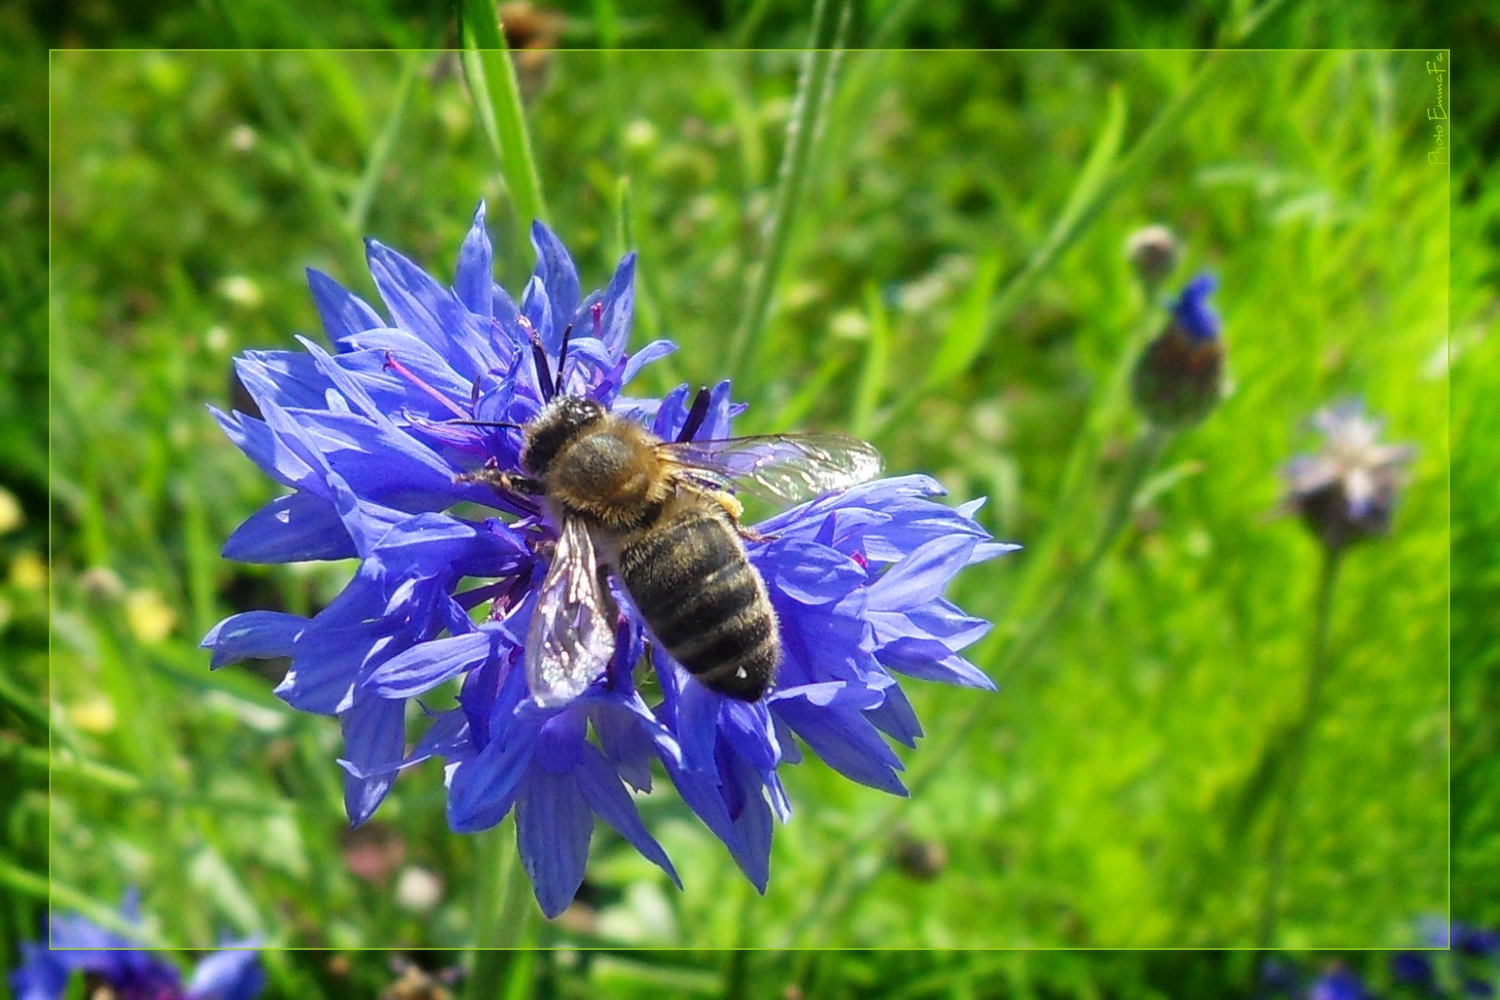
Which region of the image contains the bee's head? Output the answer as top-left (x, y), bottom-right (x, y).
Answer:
top-left (520, 395), bottom-right (607, 476)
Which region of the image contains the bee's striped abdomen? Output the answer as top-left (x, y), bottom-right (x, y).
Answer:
top-left (617, 506), bottom-right (779, 701)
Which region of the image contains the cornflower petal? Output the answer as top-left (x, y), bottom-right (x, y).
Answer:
top-left (222, 490), bottom-right (357, 563)
top-left (185, 949), bottom-right (266, 1000)
top-left (454, 201), bottom-right (494, 317)
top-left (530, 221), bottom-right (582, 349)
top-left (306, 268), bottom-right (384, 341)
top-left (10, 903), bottom-right (263, 1000)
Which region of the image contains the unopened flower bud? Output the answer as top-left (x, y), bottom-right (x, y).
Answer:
top-left (1282, 400), bottom-right (1415, 551)
top-left (1130, 273), bottom-right (1224, 428)
top-left (1125, 224), bottom-right (1180, 292)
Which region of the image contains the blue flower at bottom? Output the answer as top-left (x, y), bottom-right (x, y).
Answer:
top-left (11, 898), bottom-right (263, 1000)
top-left (1307, 967), bottom-right (1367, 1000)
top-left (204, 203), bottom-right (1014, 918)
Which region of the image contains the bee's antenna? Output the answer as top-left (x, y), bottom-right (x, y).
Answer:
top-left (676, 386), bottom-right (712, 443)
top-left (555, 322), bottom-right (574, 399)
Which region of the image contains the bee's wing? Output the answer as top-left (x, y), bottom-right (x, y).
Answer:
top-left (661, 433), bottom-right (884, 505)
top-left (525, 516), bottom-right (616, 707)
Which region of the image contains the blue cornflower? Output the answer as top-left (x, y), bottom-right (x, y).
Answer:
top-left (1307, 967), bottom-right (1367, 1000)
top-left (1130, 271), bottom-right (1225, 427)
top-left (1391, 951), bottom-right (1437, 991)
top-left (11, 897), bottom-right (263, 1000)
top-left (206, 203), bottom-right (1010, 916)
top-left (1454, 923), bottom-right (1500, 959)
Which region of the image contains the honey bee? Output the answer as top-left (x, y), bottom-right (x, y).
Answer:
top-left (459, 387), bottom-right (881, 706)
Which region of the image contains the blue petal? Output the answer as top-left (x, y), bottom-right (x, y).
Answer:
top-left (867, 534), bottom-right (978, 610)
top-left (864, 680), bottom-right (923, 747)
top-left (875, 638), bottom-right (997, 690)
top-left (754, 538), bottom-right (866, 607)
top-left (771, 685), bottom-right (907, 796)
top-left (307, 268), bottom-right (384, 343)
top-left (201, 611), bottom-right (306, 669)
top-left (340, 696), bottom-right (407, 827)
top-left (223, 491), bottom-right (356, 563)
top-left (720, 699), bottom-right (781, 775)
top-left (1172, 272), bottom-right (1220, 342)
top-left (516, 768), bottom-right (593, 918)
top-left (574, 743), bottom-right (680, 886)
top-left (723, 754), bottom-right (774, 892)
top-left (520, 275), bottom-right (555, 358)
top-left (275, 570), bottom-right (397, 714)
top-left (447, 722), bottom-right (537, 832)
top-left (454, 201), bottom-right (494, 317)
top-left (619, 339), bottom-right (677, 388)
top-left (366, 239), bottom-right (499, 380)
top-left (594, 252), bottom-right (636, 355)
top-left (365, 629), bottom-right (497, 698)
top-left (10, 943), bottom-right (74, 1000)
top-left (234, 351), bottom-right (332, 411)
top-left (530, 221), bottom-right (581, 350)
top-left (186, 949), bottom-right (266, 1000)
top-left (210, 406), bottom-right (316, 491)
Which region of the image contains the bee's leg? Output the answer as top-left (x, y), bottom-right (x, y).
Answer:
top-left (701, 489), bottom-right (778, 544)
top-left (456, 466), bottom-right (545, 497)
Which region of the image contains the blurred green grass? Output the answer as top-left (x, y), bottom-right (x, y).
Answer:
top-left (40, 44), bottom-right (1450, 959)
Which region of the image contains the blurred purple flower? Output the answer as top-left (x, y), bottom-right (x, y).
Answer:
top-left (205, 205), bottom-right (1010, 916)
top-left (1282, 399), bottom-right (1415, 551)
top-left (1307, 967), bottom-right (1367, 1000)
top-left (11, 897), bottom-right (262, 1000)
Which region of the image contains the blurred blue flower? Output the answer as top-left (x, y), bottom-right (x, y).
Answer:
top-left (1308, 967), bottom-right (1367, 1000)
top-left (11, 897), bottom-right (262, 1000)
top-left (1391, 951), bottom-right (1437, 991)
top-left (1455, 923), bottom-right (1500, 959)
top-left (1130, 271), bottom-right (1225, 427)
top-left (1170, 272), bottom-right (1221, 342)
top-left (205, 204), bottom-right (1009, 916)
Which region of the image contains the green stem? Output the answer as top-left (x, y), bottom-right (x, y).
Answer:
top-left (992, 304), bottom-right (1165, 657)
top-left (725, 0), bottom-right (850, 384)
top-left (0, 859), bottom-right (171, 947)
top-left (993, 424), bottom-right (1173, 683)
top-left (462, 0), bottom-right (548, 253)
top-left (467, 817), bottom-right (534, 1000)
top-left (785, 424), bottom-right (1174, 947)
top-left (1254, 545), bottom-right (1343, 948)
top-left (0, 668), bottom-right (48, 732)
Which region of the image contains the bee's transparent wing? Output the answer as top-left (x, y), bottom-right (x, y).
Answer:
top-left (526, 516), bottom-right (616, 707)
top-left (661, 433), bottom-right (884, 505)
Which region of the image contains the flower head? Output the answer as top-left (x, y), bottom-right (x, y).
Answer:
top-left (1129, 272), bottom-right (1224, 427)
top-left (11, 897), bottom-right (263, 1000)
top-left (1307, 966), bottom-right (1367, 1000)
top-left (205, 203), bottom-right (1011, 917)
top-left (1390, 952), bottom-right (1436, 991)
top-left (1124, 224), bottom-right (1180, 292)
top-left (1282, 399), bottom-right (1416, 551)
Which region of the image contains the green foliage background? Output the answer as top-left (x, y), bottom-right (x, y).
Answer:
top-left (2, 0), bottom-right (1495, 995)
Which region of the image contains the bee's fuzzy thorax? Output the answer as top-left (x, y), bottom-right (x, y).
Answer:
top-left (520, 395), bottom-right (608, 477)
